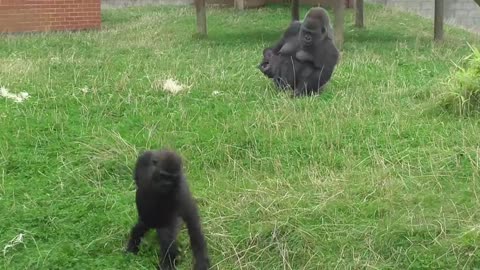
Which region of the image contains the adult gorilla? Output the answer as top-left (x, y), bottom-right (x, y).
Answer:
top-left (258, 8), bottom-right (339, 97)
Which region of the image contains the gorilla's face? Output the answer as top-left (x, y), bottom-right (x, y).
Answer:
top-left (258, 48), bottom-right (275, 78)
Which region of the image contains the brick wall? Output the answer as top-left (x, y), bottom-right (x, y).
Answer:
top-left (0, 0), bottom-right (101, 33)
top-left (367, 0), bottom-right (480, 33)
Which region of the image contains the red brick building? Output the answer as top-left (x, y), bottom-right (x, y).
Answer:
top-left (0, 0), bottom-right (101, 33)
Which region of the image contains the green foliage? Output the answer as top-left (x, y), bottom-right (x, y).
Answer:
top-left (441, 45), bottom-right (480, 115)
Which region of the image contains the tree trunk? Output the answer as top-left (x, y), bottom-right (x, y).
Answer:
top-left (334, 0), bottom-right (345, 48)
top-left (355, 0), bottom-right (364, 28)
top-left (434, 0), bottom-right (444, 41)
top-left (195, 0), bottom-right (207, 36)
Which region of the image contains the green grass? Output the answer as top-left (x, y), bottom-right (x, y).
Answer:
top-left (1, 3), bottom-right (480, 269)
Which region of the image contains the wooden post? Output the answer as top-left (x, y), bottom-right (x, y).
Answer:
top-left (355, 0), bottom-right (364, 28)
top-left (334, 0), bottom-right (345, 48)
top-left (234, 0), bottom-right (245, 10)
top-left (434, 0), bottom-right (444, 41)
top-left (291, 0), bottom-right (300, 21)
top-left (195, 0), bottom-right (207, 36)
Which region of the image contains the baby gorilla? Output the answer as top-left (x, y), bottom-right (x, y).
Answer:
top-left (259, 47), bottom-right (329, 96)
top-left (259, 47), bottom-right (295, 90)
top-left (126, 150), bottom-right (210, 270)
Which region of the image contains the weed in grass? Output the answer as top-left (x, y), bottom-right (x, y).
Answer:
top-left (439, 44), bottom-right (480, 116)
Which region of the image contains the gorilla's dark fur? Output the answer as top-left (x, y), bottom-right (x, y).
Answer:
top-left (259, 47), bottom-right (333, 96)
top-left (258, 7), bottom-right (339, 96)
top-left (126, 149), bottom-right (210, 270)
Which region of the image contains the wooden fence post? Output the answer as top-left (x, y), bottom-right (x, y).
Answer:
top-left (195, 0), bottom-right (207, 36)
top-left (292, 0), bottom-right (300, 21)
top-left (434, 0), bottom-right (444, 41)
top-left (355, 0), bottom-right (364, 28)
top-left (334, 0), bottom-right (345, 48)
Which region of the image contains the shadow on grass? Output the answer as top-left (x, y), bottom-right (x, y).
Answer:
top-left (345, 27), bottom-right (417, 44)
top-left (206, 29), bottom-right (284, 46)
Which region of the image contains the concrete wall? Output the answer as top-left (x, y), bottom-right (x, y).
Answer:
top-left (0, 0), bottom-right (101, 33)
top-left (367, 0), bottom-right (480, 33)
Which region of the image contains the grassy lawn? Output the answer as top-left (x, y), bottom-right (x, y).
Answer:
top-left (1, 3), bottom-right (480, 269)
